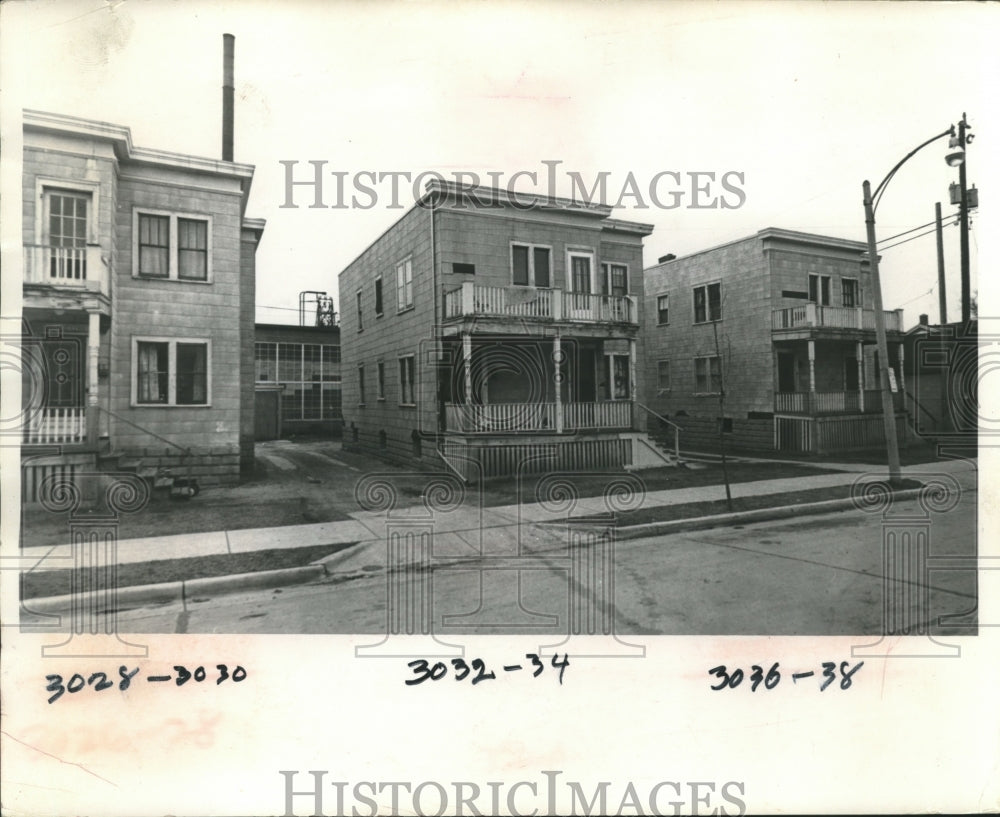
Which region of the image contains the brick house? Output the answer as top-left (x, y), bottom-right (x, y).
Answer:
top-left (20, 109), bottom-right (263, 499)
top-left (642, 228), bottom-right (907, 454)
top-left (338, 181), bottom-right (676, 479)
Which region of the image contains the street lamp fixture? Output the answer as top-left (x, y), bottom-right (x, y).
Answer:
top-left (862, 118), bottom-right (968, 486)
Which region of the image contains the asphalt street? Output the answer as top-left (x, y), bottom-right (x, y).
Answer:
top-left (58, 485), bottom-right (977, 637)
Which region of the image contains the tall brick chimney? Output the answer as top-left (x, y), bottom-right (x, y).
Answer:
top-left (222, 33), bottom-right (234, 161)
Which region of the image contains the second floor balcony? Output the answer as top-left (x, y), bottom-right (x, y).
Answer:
top-left (444, 282), bottom-right (637, 326)
top-left (24, 244), bottom-right (109, 299)
top-left (772, 304), bottom-right (903, 334)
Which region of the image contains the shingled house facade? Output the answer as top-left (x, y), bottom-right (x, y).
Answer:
top-left (20, 110), bottom-right (263, 500)
top-left (642, 228), bottom-right (907, 454)
top-left (339, 182), bottom-right (676, 479)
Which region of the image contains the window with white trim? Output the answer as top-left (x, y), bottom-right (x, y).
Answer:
top-left (511, 243), bottom-right (551, 287)
top-left (656, 294), bottom-right (670, 325)
top-left (133, 209), bottom-right (211, 281)
top-left (396, 257), bottom-right (413, 311)
top-left (133, 338), bottom-right (210, 406)
top-left (601, 262), bottom-right (628, 296)
top-left (694, 355), bottom-right (721, 394)
top-left (657, 360), bottom-right (671, 392)
top-left (693, 282), bottom-right (722, 323)
top-left (808, 274), bottom-right (831, 306)
top-left (399, 355), bottom-right (415, 405)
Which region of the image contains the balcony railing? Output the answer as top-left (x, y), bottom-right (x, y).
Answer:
top-left (444, 282), bottom-right (636, 324)
top-left (771, 304), bottom-right (902, 332)
top-left (775, 390), bottom-right (902, 415)
top-left (22, 406), bottom-right (86, 444)
top-left (444, 400), bottom-right (633, 433)
top-left (23, 245), bottom-right (108, 296)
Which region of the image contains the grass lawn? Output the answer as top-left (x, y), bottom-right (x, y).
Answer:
top-left (563, 479), bottom-right (925, 527)
top-left (21, 542), bottom-right (357, 601)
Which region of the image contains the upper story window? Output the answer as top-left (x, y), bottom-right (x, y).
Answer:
top-left (808, 274), bottom-right (831, 306)
top-left (842, 278), bottom-right (860, 308)
top-left (657, 294), bottom-right (670, 325)
top-left (693, 282), bottom-right (721, 323)
top-left (356, 290), bottom-right (364, 331)
top-left (396, 257), bottom-right (414, 311)
top-left (133, 337), bottom-right (210, 406)
top-left (511, 244), bottom-right (551, 287)
top-left (601, 263), bottom-right (628, 296)
top-left (48, 191), bottom-right (88, 248)
top-left (568, 251), bottom-right (594, 294)
top-left (133, 209), bottom-right (212, 282)
top-left (374, 275), bottom-right (384, 317)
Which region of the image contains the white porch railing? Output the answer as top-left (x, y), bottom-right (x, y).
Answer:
top-left (22, 407), bottom-right (86, 444)
top-left (23, 245), bottom-right (108, 296)
top-left (775, 390), bottom-right (901, 414)
top-left (444, 401), bottom-right (633, 433)
top-left (444, 282), bottom-right (636, 324)
top-left (564, 400), bottom-right (632, 430)
top-left (771, 304), bottom-right (902, 332)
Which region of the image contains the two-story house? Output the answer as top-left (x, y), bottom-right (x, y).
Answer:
top-left (642, 228), bottom-right (906, 455)
top-left (339, 181), bottom-right (675, 480)
top-left (20, 108), bottom-right (263, 502)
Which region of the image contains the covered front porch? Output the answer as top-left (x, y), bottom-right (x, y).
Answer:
top-left (440, 333), bottom-right (637, 434)
top-left (773, 337), bottom-right (905, 416)
top-left (21, 307), bottom-right (108, 447)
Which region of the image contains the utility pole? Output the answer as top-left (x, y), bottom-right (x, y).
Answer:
top-left (958, 113), bottom-right (971, 323)
top-left (863, 180), bottom-right (902, 486)
top-left (935, 202), bottom-right (947, 324)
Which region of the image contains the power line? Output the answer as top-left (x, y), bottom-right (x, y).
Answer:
top-left (876, 207), bottom-right (961, 246)
top-left (879, 216), bottom-right (960, 253)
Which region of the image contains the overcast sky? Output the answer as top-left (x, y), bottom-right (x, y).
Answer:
top-left (3, 0), bottom-right (996, 326)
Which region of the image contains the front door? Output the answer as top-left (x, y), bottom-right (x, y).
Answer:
top-left (777, 352), bottom-right (796, 393)
top-left (844, 357), bottom-right (860, 391)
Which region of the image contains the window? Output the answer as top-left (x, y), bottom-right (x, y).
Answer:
top-left (396, 257), bottom-right (413, 311)
top-left (842, 278), bottom-right (860, 308)
top-left (693, 283), bottom-right (722, 323)
top-left (695, 355), bottom-right (722, 394)
top-left (568, 251), bottom-right (593, 294)
top-left (657, 294), bottom-right (670, 325)
top-left (358, 364), bottom-right (366, 405)
top-left (377, 360), bottom-right (385, 400)
top-left (133, 210), bottom-right (212, 281)
top-left (48, 191), bottom-right (88, 249)
top-left (511, 243), bottom-right (551, 287)
top-left (138, 214), bottom-right (170, 277)
top-left (356, 290), bottom-right (363, 331)
top-left (133, 338), bottom-right (210, 406)
top-left (254, 342), bottom-right (341, 420)
top-left (657, 360), bottom-right (671, 392)
top-left (808, 274), bottom-right (831, 306)
top-left (453, 263), bottom-right (475, 275)
top-left (177, 218), bottom-right (208, 280)
top-left (399, 355), bottom-right (415, 405)
top-left (374, 275), bottom-right (383, 316)
top-left (602, 263), bottom-right (628, 296)
top-left (605, 353), bottom-right (630, 400)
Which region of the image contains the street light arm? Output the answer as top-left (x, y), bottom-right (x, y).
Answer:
top-left (871, 126), bottom-right (955, 212)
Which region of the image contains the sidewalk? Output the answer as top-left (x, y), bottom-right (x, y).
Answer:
top-left (21, 458), bottom-right (976, 577)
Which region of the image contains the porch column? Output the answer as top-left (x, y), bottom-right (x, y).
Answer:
top-left (86, 310), bottom-right (100, 446)
top-left (807, 340), bottom-right (816, 413)
top-left (628, 338), bottom-right (637, 429)
top-left (856, 341), bottom-right (865, 412)
top-left (554, 333), bottom-right (563, 433)
top-left (462, 333), bottom-right (472, 406)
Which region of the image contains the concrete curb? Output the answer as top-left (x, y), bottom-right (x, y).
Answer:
top-left (23, 548), bottom-right (365, 616)
top-left (21, 490), bottom-right (928, 614)
top-left (608, 488), bottom-right (926, 540)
